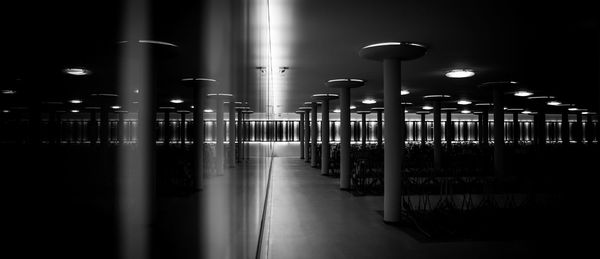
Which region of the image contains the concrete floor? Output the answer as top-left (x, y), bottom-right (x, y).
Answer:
top-left (265, 152), bottom-right (546, 259)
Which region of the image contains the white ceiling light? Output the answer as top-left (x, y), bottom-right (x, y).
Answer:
top-left (457, 100), bottom-right (471, 105)
top-left (460, 110), bottom-right (471, 114)
top-left (445, 69), bottom-right (475, 78)
top-left (514, 91), bottom-right (533, 97)
top-left (2, 110), bottom-right (10, 113)
top-left (69, 99), bottom-right (83, 104)
top-left (111, 106), bottom-right (121, 109)
top-left (2, 89), bottom-right (17, 95)
top-left (522, 110), bottom-right (532, 114)
top-left (422, 105), bottom-right (434, 110)
top-left (333, 109), bottom-right (341, 113)
top-left (170, 99), bottom-right (184, 104)
top-left (362, 98), bottom-right (376, 104)
top-left (350, 105), bottom-right (356, 110)
top-left (71, 109), bottom-right (80, 113)
top-left (204, 109), bottom-right (214, 113)
top-left (63, 68), bottom-right (91, 76)
top-left (401, 90), bottom-right (410, 95)
top-left (547, 101), bottom-right (561, 106)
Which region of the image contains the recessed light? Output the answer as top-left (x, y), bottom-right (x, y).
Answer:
top-left (204, 109), bottom-right (214, 113)
top-left (2, 109), bottom-right (10, 113)
top-left (547, 101), bottom-right (561, 106)
top-left (582, 112), bottom-right (596, 115)
top-left (460, 110), bottom-right (472, 114)
top-left (401, 90), bottom-right (410, 95)
top-left (350, 105), bottom-right (356, 110)
top-left (190, 105), bottom-right (195, 109)
top-left (64, 68), bottom-right (91, 76)
top-left (69, 99), bottom-right (83, 104)
top-left (422, 106), bottom-right (434, 110)
top-left (134, 89), bottom-right (140, 93)
top-left (362, 98), bottom-right (376, 104)
top-left (2, 89), bottom-right (16, 95)
top-left (514, 91), bottom-right (533, 97)
top-left (111, 106), bottom-right (121, 109)
top-left (170, 99), bottom-right (184, 104)
top-left (522, 110), bottom-right (532, 114)
top-left (445, 69), bottom-right (475, 78)
top-left (457, 100), bottom-right (471, 105)
top-left (333, 109), bottom-right (341, 113)
top-left (71, 109), bottom-right (80, 113)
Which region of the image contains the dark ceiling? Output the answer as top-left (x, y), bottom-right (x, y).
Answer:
top-left (2, 0), bottom-right (599, 114)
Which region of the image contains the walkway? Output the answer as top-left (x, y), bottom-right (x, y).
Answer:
top-left (265, 156), bottom-right (542, 259)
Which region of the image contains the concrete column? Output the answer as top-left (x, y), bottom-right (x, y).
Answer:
top-left (328, 79), bottom-right (364, 189)
top-left (296, 110), bottom-right (305, 159)
top-left (242, 110), bottom-right (254, 160)
top-left (184, 78), bottom-right (214, 190)
top-left (586, 114), bottom-right (594, 143)
top-left (117, 111), bottom-right (126, 144)
top-left (357, 111), bottom-right (371, 147)
top-left (482, 111), bottom-right (489, 145)
top-left (445, 110), bottom-right (453, 148)
top-left (513, 112), bottom-right (520, 144)
top-left (303, 109), bottom-right (310, 162)
top-left (228, 102), bottom-right (236, 168)
top-left (89, 109), bottom-right (98, 145)
top-left (360, 42), bottom-right (426, 222)
top-left (433, 101), bottom-right (442, 171)
top-left (178, 111), bottom-right (189, 148)
top-left (208, 94), bottom-right (234, 175)
top-left (492, 87), bottom-right (505, 177)
top-left (561, 111), bottom-right (570, 145)
top-left (310, 101), bottom-right (319, 168)
top-left (163, 110), bottom-right (171, 145)
top-left (424, 96), bottom-right (451, 171)
top-left (576, 112), bottom-right (583, 144)
top-left (537, 111), bottom-right (547, 146)
top-left (236, 107), bottom-right (246, 163)
top-left (417, 111), bottom-right (427, 145)
top-left (313, 94), bottom-right (338, 175)
top-left (373, 108), bottom-right (384, 147)
top-left (100, 106), bottom-right (109, 146)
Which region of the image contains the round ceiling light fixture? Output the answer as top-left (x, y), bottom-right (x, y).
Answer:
top-left (362, 98), bottom-right (376, 104)
top-left (514, 90), bottom-right (533, 97)
top-left (170, 99), bottom-right (184, 104)
top-left (457, 100), bottom-right (472, 105)
top-left (445, 69), bottom-right (475, 78)
top-left (460, 110), bottom-right (472, 114)
top-left (111, 106), bottom-right (121, 109)
top-left (69, 99), bottom-right (83, 104)
top-left (422, 105), bottom-right (434, 110)
top-left (547, 101), bottom-right (562, 106)
top-left (64, 68), bottom-right (91, 76)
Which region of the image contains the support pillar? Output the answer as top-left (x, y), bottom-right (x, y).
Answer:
top-left (576, 112), bottom-right (583, 144)
top-left (424, 95), bottom-right (451, 172)
top-left (561, 111), bottom-right (570, 145)
top-left (373, 107), bottom-right (384, 147)
top-left (313, 94), bottom-right (338, 175)
top-left (302, 107), bottom-right (312, 163)
top-left (360, 42), bottom-right (427, 222)
top-left (357, 111), bottom-right (371, 147)
top-left (310, 101), bottom-right (319, 168)
top-left (328, 79), bottom-right (364, 189)
top-left (163, 110), bottom-right (171, 145)
top-left (178, 110), bottom-right (189, 148)
top-left (513, 111), bottom-right (520, 144)
top-left (417, 111), bottom-right (428, 145)
top-left (208, 93), bottom-right (233, 175)
top-left (184, 78), bottom-right (214, 190)
top-left (227, 102), bottom-right (237, 168)
top-left (295, 110), bottom-right (305, 159)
